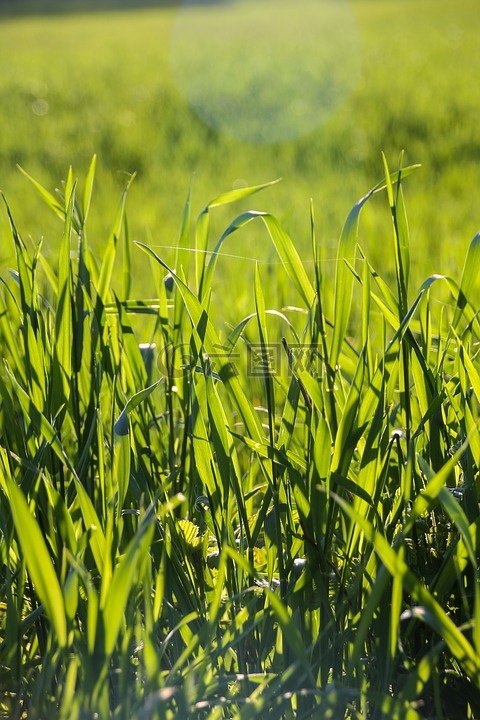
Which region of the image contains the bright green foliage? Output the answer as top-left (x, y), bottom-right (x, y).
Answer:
top-left (0, 159), bottom-right (479, 719)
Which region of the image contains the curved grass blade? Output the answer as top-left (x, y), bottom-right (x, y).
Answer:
top-left (196, 179), bottom-right (281, 296)
top-left (17, 164), bottom-right (65, 221)
top-left (453, 230), bottom-right (480, 332)
top-left (330, 188), bottom-right (375, 369)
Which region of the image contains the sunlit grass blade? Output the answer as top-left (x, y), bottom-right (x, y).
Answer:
top-left (382, 152), bottom-right (410, 315)
top-left (330, 164), bottom-right (420, 369)
top-left (173, 177), bottom-right (193, 339)
top-left (2, 193), bottom-right (35, 323)
top-left (7, 477), bottom-right (67, 648)
top-left (453, 230), bottom-right (480, 332)
top-left (51, 180), bottom-right (76, 413)
top-left (202, 209), bottom-right (317, 307)
top-left (97, 172), bottom-right (136, 302)
top-left (330, 188), bottom-right (375, 369)
top-left (122, 212), bottom-right (132, 300)
top-left (195, 178), bottom-right (281, 296)
top-left (254, 264), bottom-right (274, 442)
top-left (331, 347), bottom-right (366, 476)
top-left (175, 174), bottom-right (193, 282)
top-left (82, 154), bottom-right (97, 224)
top-left (262, 214), bottom-right (315, 309)
top-left (73, 477), bottom-right (106, 575)
top-left (201, 210), bottom-right (259, 295)
top-left (17, 164), bottom-right (66, 220)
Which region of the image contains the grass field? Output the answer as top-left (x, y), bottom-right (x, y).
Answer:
top-left (0, 1), bottom-right (480, 718)
top-left (0, 0), bottom-right (480, 305)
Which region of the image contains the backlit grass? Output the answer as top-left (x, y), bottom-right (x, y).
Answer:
top-left (0, 156), bottom-right (479, 718)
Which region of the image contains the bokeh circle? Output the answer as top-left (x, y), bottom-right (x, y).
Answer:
top-left (170, 0), bottom-right (361, 144)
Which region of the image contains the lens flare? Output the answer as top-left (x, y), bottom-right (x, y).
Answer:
top-left (170, 0), bottom-right (361, 143)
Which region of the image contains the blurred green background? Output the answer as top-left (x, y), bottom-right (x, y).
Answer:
top-left (0, 0), bottom-right (479, 307)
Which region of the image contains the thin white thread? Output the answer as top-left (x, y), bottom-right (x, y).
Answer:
top-left (144, 245), bottom-right (462, 311)
top-left (145, 244), bottom-right (342, 266)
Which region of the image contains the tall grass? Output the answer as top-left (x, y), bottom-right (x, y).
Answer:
top-left (0, 157), bottom-right (479, 719)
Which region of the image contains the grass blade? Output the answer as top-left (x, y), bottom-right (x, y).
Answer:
top-left (82, 154), bottom-right (97, 224)
top-left (17, 164), bottom-right (65, 220)
top-left (7, 478), bottom-right (67, 648)
top-left (453, 230), bottom-right (480, 332)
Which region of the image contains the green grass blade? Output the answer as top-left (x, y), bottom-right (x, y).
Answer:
top-left (175, 174), bottom-right (193, 282)
top-left (64, 165), bottom-right (74, 214)
top-left (382, 152), bottom-right (410, 316)
top-left (330, 165), bottom-right (420, 369)
top-left (122, 212), bottom-right (132, 300)
top-left (103, 504), bottom-right (156, 656)
top-left (202, 211), bottom-right (259, 295)
top-left (331, 347), bottom-right (366, 476)
top-left (196, 179), bottom-right (281, 296)
top-left (204, 179), bottom-right (281, 210)
top-left (410, 441), bottom-right (468, 529)
top-left (262, 214), bottom-right (315, 309)
top-left (82, 154), bottom-right (97, 223)
top-left (17, 164), bottom-right (65, 220)
top-left (330, 188), bottom-right (375, 369)
top-left (73, 477), bottom-right (106, 575)
top-left (203, 209), bottom-right (315, 308)
top-left (173, 178), bottom-right (193, 335)
top-left (7, 478), bottom-right (67, 648)
top-left (437, 487), bottom-right (477, 568)
top-left (4, 361), bottom-right (76, 476)
top-left (97, 172), bottom-right (136, 302)
top-left (254, 263), bottom-right (274, 439)
top-left (52, 180), bottom-right (76, 412)
top-left (453, 231), bottom-right (480, 332)
top-left (113, 379), bottom-right (162, 515)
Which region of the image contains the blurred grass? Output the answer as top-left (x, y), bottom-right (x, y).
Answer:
top-left (0, 0), bottom-right (479, 316)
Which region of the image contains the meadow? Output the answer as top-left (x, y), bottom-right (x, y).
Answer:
top-left (0, 1), bottom-right (480, 718)
top-left (0, 0), bottom-right (480, 305)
